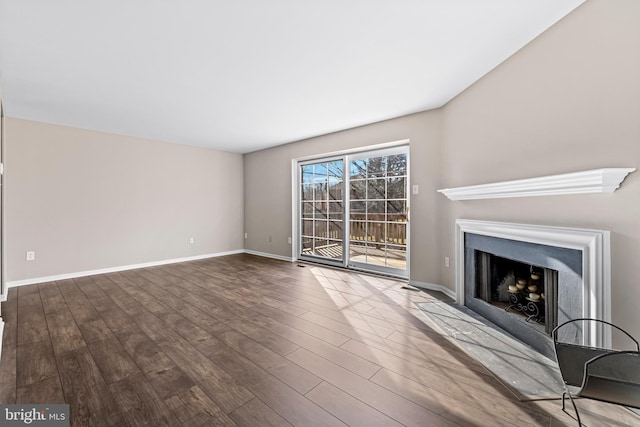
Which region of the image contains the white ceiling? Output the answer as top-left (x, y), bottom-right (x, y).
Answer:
top-left (0, 1), bottom-right (584, 154)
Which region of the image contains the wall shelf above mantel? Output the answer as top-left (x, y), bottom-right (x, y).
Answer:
top-left (438, 168), bottom-right (636, 200)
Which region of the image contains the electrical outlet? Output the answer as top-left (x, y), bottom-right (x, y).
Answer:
top-left (287, 237), bottom-right (292, 244)
top-left (444, 256), bottom-right (450, 268)
top-left (189, 237), bottom-right (194, 244)
top-left (26, 251), bottom-right (36, 261)
top-left (244, 232), bottom-right (248, 239)
top-left (412, 184), bottom-right (419, 195)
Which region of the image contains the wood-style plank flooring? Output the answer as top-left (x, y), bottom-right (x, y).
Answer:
top-left (1, 254), bottom-right (638, 426)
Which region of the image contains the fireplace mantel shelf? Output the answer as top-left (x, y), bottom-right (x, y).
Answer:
top-left (438, 168), bottom-right (636, 201)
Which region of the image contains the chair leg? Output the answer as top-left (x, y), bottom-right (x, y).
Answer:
top-left (563, 392), bottom-right (582, 427)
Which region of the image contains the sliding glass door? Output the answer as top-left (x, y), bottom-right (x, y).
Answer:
top-left (298, 146), bottom-right (409, 276)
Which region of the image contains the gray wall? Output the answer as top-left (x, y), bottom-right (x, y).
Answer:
top-left (244, 110), bottom-right (443, 285)
top-left (3, 0), bottom-right (637, 340)
top-left (5, 118), bottom-right (244, 282)
top-left (438, 0), bottom-right (640, 337)
top-left (0, 84), bottom-right (4, 308)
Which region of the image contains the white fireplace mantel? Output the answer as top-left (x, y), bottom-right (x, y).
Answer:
top-left (455, 219), bottom-right (611, 347)
top-left (439, 168), bottom-right (635, 200)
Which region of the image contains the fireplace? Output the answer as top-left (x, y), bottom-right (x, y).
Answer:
top-left (474, 252), bottom-right (558, 337)
top-left (455, 220), bottom-right (611, 359)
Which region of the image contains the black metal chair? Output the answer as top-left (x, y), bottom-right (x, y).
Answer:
top-left (553, 318), bottom-right (640, 426)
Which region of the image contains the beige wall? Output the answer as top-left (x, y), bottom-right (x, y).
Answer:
top-left (4, 0), bottom-right (637, 338)
top-left (244, 110), bottom-right (443, 285)
top-left (5, 118), bottom-right (244, 282)
top-left (439, 0), bottom-right (640, 337)
top-left (0, 84), bottom-right (4, 302)
top-left (244, 0), bottom-right (640, 338)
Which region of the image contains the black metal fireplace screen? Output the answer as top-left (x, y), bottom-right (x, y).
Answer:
top-left (474, 252), bottom-right (559, 336)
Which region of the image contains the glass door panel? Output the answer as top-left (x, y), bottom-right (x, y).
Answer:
top-left (300, 159), bottom-right (344, 263)
top-left (348, 150), bottom-right (408, 275)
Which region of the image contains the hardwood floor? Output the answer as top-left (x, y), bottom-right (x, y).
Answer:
top-left (1, 254), bottom-right (638, 426)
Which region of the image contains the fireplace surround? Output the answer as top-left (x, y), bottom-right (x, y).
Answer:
top-left (455, 220), bottom-right (611, 357)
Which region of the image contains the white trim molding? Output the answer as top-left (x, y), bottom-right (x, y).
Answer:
top-left (455, 219), bottom-right (611, 346)
top-left (410, 280), bottom-right (456, 301)
top-left (5, 249), bottom-right (245, 288)
top-left (439, 168), bottom-right (635, 200)
top-left (0, 318), bottom-right (4, 363)
top-left (244, 250), bottom-right (295, 263)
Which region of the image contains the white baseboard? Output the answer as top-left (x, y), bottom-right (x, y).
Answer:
top-left (244, 250), bottom-right (295, 263)
top-left (410, 280), bottom-right (457, 301)
top-left (5, 249), bottom-right (245, 288)
top-left (0, 318), bottom-right (4, 363)
top-left (2, 250), bottom-right (444, 308)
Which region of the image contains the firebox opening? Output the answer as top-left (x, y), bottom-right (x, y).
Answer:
top-left (474, 251), bottom-right (559, 337)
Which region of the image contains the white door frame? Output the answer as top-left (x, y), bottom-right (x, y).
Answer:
top-left (292, 140), bottom-right (410, 278)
